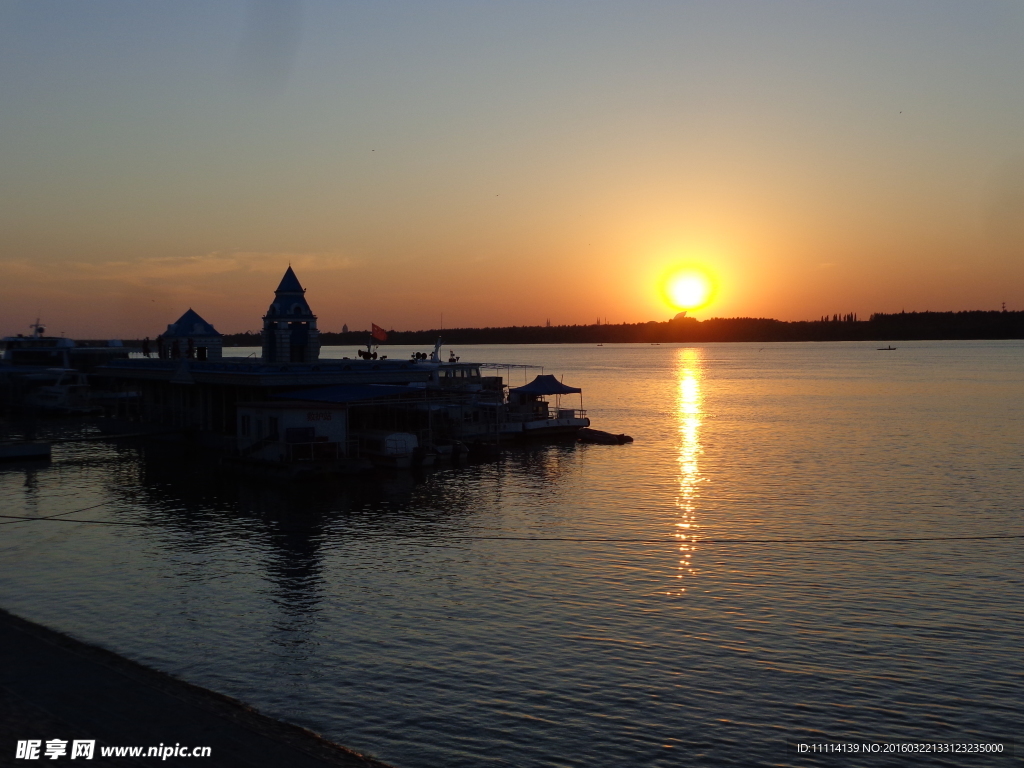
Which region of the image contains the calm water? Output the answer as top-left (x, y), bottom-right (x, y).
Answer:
top-left (2, 342), bottom-right (1022, 767)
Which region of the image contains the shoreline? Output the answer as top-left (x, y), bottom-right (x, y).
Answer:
top-left (0, 607), bottom-right (393, 767)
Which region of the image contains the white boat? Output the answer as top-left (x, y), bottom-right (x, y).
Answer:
top-left (2, 320), bottom-right (130, 372)
top-left (22, 369), bottom-right (98, 414)
top-left (354, 430), bottom-right (424, 468)
top-left (501, 375), bottom-right (590, 438)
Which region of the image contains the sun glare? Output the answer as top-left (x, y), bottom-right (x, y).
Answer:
top-left (662, 268), bottom-right (716, 312)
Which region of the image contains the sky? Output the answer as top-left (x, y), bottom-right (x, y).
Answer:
top-left (2, 1), bottom-right (1023, 337)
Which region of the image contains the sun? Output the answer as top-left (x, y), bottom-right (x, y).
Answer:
top-left (662, 268), bottom-right (716, 312)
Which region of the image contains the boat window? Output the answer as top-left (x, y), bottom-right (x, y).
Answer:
top-left (240, 415), bottom-right (250, 436)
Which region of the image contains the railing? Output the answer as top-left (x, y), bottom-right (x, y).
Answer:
top-left (556, 409), bottom-right (587, 420)
top-left (286, 441), bottom-right (339, 461)
top-left (504, 409), bottom-right (587, 423)
top-left (239, 433), bottom-right (277, 457)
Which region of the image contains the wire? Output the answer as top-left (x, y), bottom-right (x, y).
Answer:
top-left (0, 512), bottom-right (1020, 545)
top-left (0, 502), bottom-right (110, 527)
top-left (411, 534), bottom-right (1024, 544)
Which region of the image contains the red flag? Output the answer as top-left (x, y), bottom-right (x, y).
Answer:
top-left (371, 323), bottom-right (388, 342)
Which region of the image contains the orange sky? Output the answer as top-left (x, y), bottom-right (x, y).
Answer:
top-left (2, 3), bottom-right (1023, 337)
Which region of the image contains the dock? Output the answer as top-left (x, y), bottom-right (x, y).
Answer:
top-left (0, 608), bottom-right (393, 767)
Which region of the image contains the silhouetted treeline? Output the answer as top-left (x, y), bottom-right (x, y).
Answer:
top-left (211, 311), bottom-right (1024, 348)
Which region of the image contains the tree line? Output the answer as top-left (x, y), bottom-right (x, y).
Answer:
top-left (214, 310), bottom-right (1024, 347)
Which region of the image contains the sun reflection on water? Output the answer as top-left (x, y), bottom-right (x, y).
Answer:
top-left (673, 347), bottom-right (703, 594)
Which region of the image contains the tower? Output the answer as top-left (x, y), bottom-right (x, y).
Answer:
top-left (261, 267), bottom-right (321, 364)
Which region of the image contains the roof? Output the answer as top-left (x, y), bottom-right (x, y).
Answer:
top-left (272, 383), bottom-right (426, 404)
top-left (275, 266), bottom-right (304, 294)
top-left (509, 374), bottom-right (581, 395)
top-left (163, 309), bottom-right (221, 338)
top-left (265, 267), bottom-right (314, 319)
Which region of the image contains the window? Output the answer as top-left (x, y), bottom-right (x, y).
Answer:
top-left (240, 415), bottom-right (250, 436)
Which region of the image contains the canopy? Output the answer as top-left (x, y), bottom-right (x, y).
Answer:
top-left (509, 374), bottom-right (581, 395)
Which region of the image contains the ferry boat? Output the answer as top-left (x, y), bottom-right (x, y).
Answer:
top-left (407, 339), bottom-right (590, 441)
top-left (0, 322), bottom-right (129, 413)
top-left (2, 321), bottom-right (131, 372)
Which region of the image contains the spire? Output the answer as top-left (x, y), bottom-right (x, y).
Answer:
top-left (262, 267), bottom-right (320, 363)
top-left (275, 266), bottom-right (304, 294)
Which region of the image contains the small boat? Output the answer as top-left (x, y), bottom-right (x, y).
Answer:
top-left (877, 345), bottom-right (897, 351)
top-left (22, 368), bottom-right (98, 414)
top-left (355, 430), bottom-right (421, 468)
top-left (0, 441), bottom-right (51, 462)
top-left (502, 374), bottom-right (590, 438)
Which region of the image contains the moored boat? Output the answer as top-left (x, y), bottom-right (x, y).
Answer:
top-left (0, 441), bottom-right (51, 462)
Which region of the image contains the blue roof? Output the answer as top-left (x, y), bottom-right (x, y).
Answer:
top-left (273, 384), bottom-right (425, 403)
top-left (164, 309), bottom-right (220, 338)
top-left (275, 266), bottom-right (304, 294)
top-left (509, 374), bottom-right (581, 395)
top-left (266, 267), bottom-right (314, 319)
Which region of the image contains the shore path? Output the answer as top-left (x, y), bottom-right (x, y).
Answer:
top-left (0, 608), bottom-right (394, 767)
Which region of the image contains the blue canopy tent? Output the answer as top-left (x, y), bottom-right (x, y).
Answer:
top-left (508, 374), bottom-right (581, 395)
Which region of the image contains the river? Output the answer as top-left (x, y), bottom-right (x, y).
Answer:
top-left (2, 341), bottom-right (1022, 766)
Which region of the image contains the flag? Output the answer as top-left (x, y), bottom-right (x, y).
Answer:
top-left (371, 323), bottom-right (388, 342)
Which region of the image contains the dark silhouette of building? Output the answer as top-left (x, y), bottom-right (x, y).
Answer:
top-left (161, 309), bottom-right (222, 361)
top-left (261, 267), bottom-right (321, 364)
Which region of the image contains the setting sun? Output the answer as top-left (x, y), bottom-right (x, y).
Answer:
top-left (662, 268), bottom-right (717, 312)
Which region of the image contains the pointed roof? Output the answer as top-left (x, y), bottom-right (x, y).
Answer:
top-left (275, 266), bottom-right (305, 294)
top-left (164, 308), bottom-right (221, 338)
top-left (265, 267), bottom-right (315, 319)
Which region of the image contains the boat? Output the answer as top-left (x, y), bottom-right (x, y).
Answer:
top-left (21, 369), bottom-right (99, 414)
top-left (877, 345), bottom-right (897, 351)
top-left (354, 430), bottom-right (426, 468)
top-left (2, 320), bottom-right (132, 372)
top-left (500, 375), bottom-right (590, 439)
top-left (0, 441), bottom-right (51, 462)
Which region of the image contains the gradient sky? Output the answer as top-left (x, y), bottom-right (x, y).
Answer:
top-left (2, 1), bottom-right (1023, 337)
